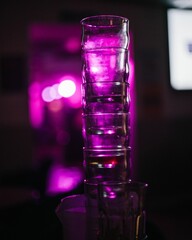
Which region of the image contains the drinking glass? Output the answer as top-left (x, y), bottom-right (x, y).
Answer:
top-left (81, 15), bottom-right (131, 182)
top-left (98, 181), bottom-right (148, 240)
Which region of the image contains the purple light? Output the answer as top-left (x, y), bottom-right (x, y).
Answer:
top-left (108, 191), bottom-right (116, 199)
top-left (42, 86), bottom-right (54, 102)
top-left (58, 79), bottom-right (76, 98)
top-left (46, 164), bottom-right (83, 195)
top-left (65, 37), bottom-right (80, 53)
top-left (52, 83), bottom-right (62, 99)
top-left (103, 187), bottom-right (117, 199)
top-left (29, 82), bottom-right (44, 128)
top-left (41, 78), bottom-right (78, 103)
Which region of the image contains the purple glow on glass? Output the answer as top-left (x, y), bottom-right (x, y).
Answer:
top-left (86, 48), bottom-right (127, 83)
top-left (46, 164), bottom-right (83, 195)
top-left (129, 59), bottom-right (134, 90)
top-left (88, 51), bottom-right (115, 81)
top-left (103, 186), bottom-right (117, 199)
top-left (108, 191), bottom-right (116, 199)
top-left (98, 159), bottom-right (117, 169)
top-left (91, 66), bottom-right (100, 74)
top-left (106, 129), bottom-right (115, 134)
top-left (84, 36), bottom-right (125, 49)
top-left (128, 34), bottom-right (136, 178)
top-left (58, 79), bottom-right (76, 98)
top-left (110, 55), bottom-right (116, 69)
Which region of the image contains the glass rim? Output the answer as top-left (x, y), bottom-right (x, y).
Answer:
top-left (84, 179), bottom-right (148, 189)
top-left (80, 15), bottom-right (129, 27)
top-left (82, 81), bottom-right (130, 86)
top-left (98, 180), bottom-right (148, 189)
top-left (83, 112), bottom-right (130, 116)
top-left (82, 47), bottom-right (128, 52)
top-left (83, 147), bottom-right (131, 152)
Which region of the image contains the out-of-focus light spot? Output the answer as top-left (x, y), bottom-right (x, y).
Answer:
top-left (42, 86), bottom-right (53, 102)
top-left (58, 80), bottom-right (76, 98)
top-left (46, 164), bottom-right (83, 196)
top-left (51, 83), bottom-right (62, 100)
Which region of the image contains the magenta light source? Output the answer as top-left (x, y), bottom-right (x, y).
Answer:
top-left (28, 24), bottom-right (83, 195)
top-left (41, 78), bottom-right (77, 103)
top-left (46, 164), bottom-right (83, 195)
top-left (58, 79), bottom-right (76, 98)
top-left (29, 82), bottom-right (44, 128)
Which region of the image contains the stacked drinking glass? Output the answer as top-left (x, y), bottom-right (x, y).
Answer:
top-left (56, 15), bottom-right (148, 240)
top-left (81, 15), bottom-right (131, 182)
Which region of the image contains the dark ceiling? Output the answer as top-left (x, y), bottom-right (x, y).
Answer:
top-left (158, 0), bottom-right (192, 7)
top-left (109, 0), bottom-right (192, 8)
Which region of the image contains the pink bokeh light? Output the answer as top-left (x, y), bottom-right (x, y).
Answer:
top-left (41, 78), bottom-right (77, 103)
top-left (29, 82), bottom-right (44, 128)
top-left (46, 164), bottom-right (83, 195)
top-left (58, 79), bottom-right (76, 98)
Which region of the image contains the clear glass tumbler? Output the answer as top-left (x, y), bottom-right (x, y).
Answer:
top-left (98, 181), bottom-right (148, 240)
top-left (81, 15), bottom-right (130, 182)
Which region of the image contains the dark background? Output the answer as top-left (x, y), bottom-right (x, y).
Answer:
top-left (0, 0), bottom-right (192, 239)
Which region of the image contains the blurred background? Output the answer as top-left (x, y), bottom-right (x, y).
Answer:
top-left (0, 0), bottom-right (192, 239)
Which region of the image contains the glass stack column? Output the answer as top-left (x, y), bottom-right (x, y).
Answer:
top-left (81, 15), bottom-right (131, 182)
